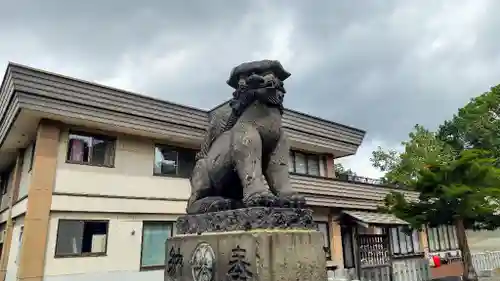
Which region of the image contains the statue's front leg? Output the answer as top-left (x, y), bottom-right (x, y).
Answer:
top-left (187, 158), bottom-right (233, 214)
top-left (264, 129), bottom-right (306, 208)
top-left (233, 125), bottom-right (278, 207)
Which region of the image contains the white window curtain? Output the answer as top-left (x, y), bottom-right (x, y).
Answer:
top-left (69, 139), bottom-right (85, 162)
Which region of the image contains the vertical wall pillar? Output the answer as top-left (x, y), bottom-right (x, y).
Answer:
top-left (0, 151), bottom-right (24, 281)
top-left (326, 155), bottom-right (335, 178)
top-left (329, 215), bottom-right (344, 267)
top-left (17, 121), bottom-right (60, 281)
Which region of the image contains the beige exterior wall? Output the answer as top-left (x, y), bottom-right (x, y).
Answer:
top-left (40, 128), bottom-right (194, 278)
top-left (10, 199), bottom-right (27, 222)
top-left (5, 217), bottom-right (24, 281)
top-left (43, 212), bottom-right (178, 277)
top-left (41, 129), bottom-right (339, 276)
top-left (312, 207), bottom-right (330, 222)
top-left (17, 121), bottom-right (61, 281)
top-left (0, 124), bottom-right (388, 280)
top-left (53, 130), bottom-right (191, 208)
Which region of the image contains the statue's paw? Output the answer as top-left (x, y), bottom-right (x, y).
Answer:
top-left (243, 191), bottom-right (279, 208)
top-left (278, 192), bottom-right (306, 208)
top-left (186, 196), bottom-right (234, 214)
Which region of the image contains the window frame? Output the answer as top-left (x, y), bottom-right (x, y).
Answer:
top-left (153, 144), bottom-right (197, 178)
top-left (315, 221), bottom-right (332, 261)
top-left (289, 150), bottom-right (327, 177)
top-left (140, 221), bottom-right (176, 271)
top-left (28, 141), bottom-right (36, 172)
top-left (65, 131), bottom-right (116, 168)
top-left (426, 225), bottom-right (459, 252)
top-left (54, 219), bottom-right (110, 258)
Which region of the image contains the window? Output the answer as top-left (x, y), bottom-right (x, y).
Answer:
top-left (154, 145), bottom-right (196, 178)
top-left (66, 132), bottom-right (115, 167)
top-left (288, 151), bottom-right (295, 173)
top-left (0, 229), bottom-right (5, 261)
top-left (15, 226), bottom-right (23, 265)
top-left (141, 222), bottom-right (176, 269)
top-left (307, 155), bottom-right (320, 176)
top-left (0, 169), bottom-right (11, 196)
top-left (28, 142), bottom-right (36, 172)
top-left (341, 226), bottom-right (355, 268)
top-left (427, 225), bottom-right (459, 252)
top-left (294, 152), bottom-right (307, 174)
top-left (316, 222), bottom-right (331, 260)
top-left (289, 151), bottom-right (327, 177)
top-left (55, 220), bottom-right (109, 257)
top-left (389, 227), bottom-right (423, 256)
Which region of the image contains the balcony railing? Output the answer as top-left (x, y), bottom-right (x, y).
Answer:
top-left (336, 173), bottom-right (407, 190)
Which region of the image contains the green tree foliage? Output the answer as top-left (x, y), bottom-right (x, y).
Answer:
top-left (382, 149), bottom-right (500, 230)
top-left (372, 85), bottom-right (500, 281)
top-left (438, 85), bottom-right (500, 158)
top-left (370, 124), bottom-right (455, 186)
top-left (381, 149), bottom-right (500, 281)
top-left (334, 162), bottom-right (357, 176)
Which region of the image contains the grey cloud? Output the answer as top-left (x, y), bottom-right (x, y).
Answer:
top-left (1, 0), bottom-right (500, 147)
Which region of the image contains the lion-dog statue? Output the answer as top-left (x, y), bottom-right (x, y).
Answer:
top-left (186, 60), bottom-right (306, 214)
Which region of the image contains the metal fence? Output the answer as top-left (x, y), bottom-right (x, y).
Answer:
top-left (472, 251), bottom-right (500, 273)
top-left (327, 252), bottom-right (500, 281)
top-left (327, 258), bottom-right (431, 281)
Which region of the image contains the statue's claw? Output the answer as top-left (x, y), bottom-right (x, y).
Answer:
top-left (186, 197), bottom-right (234, 214)
top-left (277, 192), bottom-right (306, 208)
top-left (243, 191), bottom-right (279, 208)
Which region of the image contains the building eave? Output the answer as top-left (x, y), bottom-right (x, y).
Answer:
top-left (0, 63), bottom-right (366, 160)
top-left (210, 101), bottom-right (366, 156)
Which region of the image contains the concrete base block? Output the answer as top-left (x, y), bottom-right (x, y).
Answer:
top-left (165, 229), bottom-right (327, 281)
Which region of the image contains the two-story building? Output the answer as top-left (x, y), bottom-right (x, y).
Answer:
top-left (0, 63), bottom-right (462, 281)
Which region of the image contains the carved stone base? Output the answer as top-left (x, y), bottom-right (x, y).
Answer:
top-left (165, 230), bottom-right (327, 281)
top-left (175, 207), bottom-right (315, 235)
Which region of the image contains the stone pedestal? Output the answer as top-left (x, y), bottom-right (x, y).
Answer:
top-left (165, 207), bottom-right (327, 281)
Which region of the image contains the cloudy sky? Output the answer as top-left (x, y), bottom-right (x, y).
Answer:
top-left (1, 0), bottom-right (499, 178)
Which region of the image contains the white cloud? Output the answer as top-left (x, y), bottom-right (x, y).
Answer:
top-left (336, 138), bottom-right (401, 179)
top-left (2, 0), bottom-right (500, 180)
top-left (251, 14), bottom-right (295, 67)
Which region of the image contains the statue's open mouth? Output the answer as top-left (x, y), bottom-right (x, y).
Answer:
top-left (245, 73), bottom-right (286, 94)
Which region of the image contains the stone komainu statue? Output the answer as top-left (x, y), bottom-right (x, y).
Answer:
top-left (187, 60), bottom-right (306, 214)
